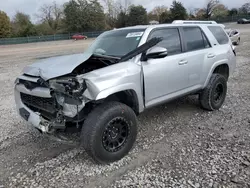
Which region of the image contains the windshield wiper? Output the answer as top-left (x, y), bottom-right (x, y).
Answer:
top-left (92, 53), bottom-right (120, 65)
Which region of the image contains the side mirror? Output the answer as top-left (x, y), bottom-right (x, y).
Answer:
top-left (146, 46), bottom-right (168, 59)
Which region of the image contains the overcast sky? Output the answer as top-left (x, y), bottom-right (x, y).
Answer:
top-left (0, 0), bottom-right (248, 22)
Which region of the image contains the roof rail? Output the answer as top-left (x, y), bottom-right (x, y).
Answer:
top-left (172, 20), bottom-right (217, 24)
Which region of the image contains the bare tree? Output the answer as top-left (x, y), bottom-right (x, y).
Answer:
top-left (37, 1), bottom-right (63, 33)
top-left (116, 0), bottom-right (131, 13)
top-left (101, 0), bottom-right (120, 28)
top-left (239, 3), bottom-right (250, 14)
top-left (204, 0), bottom-right (220, 18)
top-left (102, 0), bottom-right (120, 19)
top-left (150, 5), bottom-right (168, 21)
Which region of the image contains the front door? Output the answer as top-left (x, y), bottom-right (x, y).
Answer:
top-left (142, 27), bottom-right (189, 107)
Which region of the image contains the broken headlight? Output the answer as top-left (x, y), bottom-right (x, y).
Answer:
top-left (49, 77), bottom-right (87, 118)
top-left (50, 77), bottom-right (87, 105)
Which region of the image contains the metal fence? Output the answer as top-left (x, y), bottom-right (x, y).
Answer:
top-left (199, 15), bottom-right (250, 23)
top-left (0, 31), bottom-right (105, 45)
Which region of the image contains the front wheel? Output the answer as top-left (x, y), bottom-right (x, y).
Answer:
top-left (199, 74), bottom-right (227, 111)
top-left (81, 101), bottom-right (138, 164)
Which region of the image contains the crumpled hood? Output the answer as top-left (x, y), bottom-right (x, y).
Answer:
top-left (22, 52), bottom-right (92, 80)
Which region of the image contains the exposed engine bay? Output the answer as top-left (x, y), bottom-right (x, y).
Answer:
top-left (72, 53), bottom-right (120, 74)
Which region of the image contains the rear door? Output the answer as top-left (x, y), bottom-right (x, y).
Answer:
top-left (180, 26), bottom-right (214, 88)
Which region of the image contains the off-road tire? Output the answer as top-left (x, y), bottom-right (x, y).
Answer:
top-left (199, 73), bottom-right (227, 111)
top-left (81, 101), bottom-right (138, 164)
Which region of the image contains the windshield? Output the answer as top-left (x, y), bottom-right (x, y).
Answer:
top-left (85, 28), bottom-right (146, 57)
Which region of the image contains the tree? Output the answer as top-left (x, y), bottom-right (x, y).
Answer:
top-left (127, 5), bottom-right (148, 26)
top-left (228, 8), bottom-right (238, 16)
top-left (212, 4), bottom-right (228, 18)
top-left (116, 11), bottom-right (127, 28)
top-left (149, 6), bottom-right (168, 21)
top-left (159, 11), bottom-right (171, 23)
top-left (204, 0), bottom-right (219, 18)
top-left (102, 0), bottom-right (119, 29)
top-left (196, 9), bottom-right (206, 19)
top-left (116, 0), bottom-right (131, 13)
top-left (63, 0), bottom-right (79, 32)
top-left (11, 12), bottom-right (36, 37)
top-left (35, 22), bottom-right (55, 35)
top-left (148, 12), bottom-right (158, 22)
top-left (187, 7), bottom-right (196, 19)
top-left (64, 0), bottom-right (105, 32)
top-left (87, 0), bottom-right (106, 30)
top-left (170, 0), bottom-right (187, 20)
top-left (239, 3), bottom-right (250, 14)
top-left (0, 10), bottom-right (11, 38)
top-left (37, 1), bottom-right (63, 33)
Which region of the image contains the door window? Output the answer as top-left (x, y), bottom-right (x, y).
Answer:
top-left (183, 27), bottom-right (210, 51)
top-left (148, 28), bottom-right (182, 56)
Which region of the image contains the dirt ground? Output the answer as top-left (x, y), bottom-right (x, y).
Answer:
top-left (0, 23), bottom-right (250, 188)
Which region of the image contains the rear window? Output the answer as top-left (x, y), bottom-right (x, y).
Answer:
top-left (208, 26), bottom-right (229, 45)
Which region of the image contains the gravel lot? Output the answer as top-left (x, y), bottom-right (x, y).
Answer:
top-left (0, 23), bottom-right (250, 188)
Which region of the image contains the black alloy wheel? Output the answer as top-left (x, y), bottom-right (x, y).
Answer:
top-left (102, 117), bottom-right (130, 153)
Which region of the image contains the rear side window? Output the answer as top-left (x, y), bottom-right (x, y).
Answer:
top-left (183, 27), bottom-right (210, 51)
top-left (148, 28), bottom-right (182, 55)
top-left (208, 26), bottom-right (229, 45)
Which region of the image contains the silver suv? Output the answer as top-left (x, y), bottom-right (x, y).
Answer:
top-left (14, 20), bottom-right (236, 164)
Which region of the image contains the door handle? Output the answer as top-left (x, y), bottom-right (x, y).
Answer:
top-left (178, 60), bottom-right (188, 65)
top-left (207, 53), bottom-right (215, 58)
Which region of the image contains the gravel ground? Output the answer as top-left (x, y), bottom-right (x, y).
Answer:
top-left (0, 23), bottom-right (250, 188)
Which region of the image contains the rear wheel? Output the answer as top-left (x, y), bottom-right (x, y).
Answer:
top-left (81, 101), bottom-right (138, 164)
top-left (199, 74), bottom-right (227, 111)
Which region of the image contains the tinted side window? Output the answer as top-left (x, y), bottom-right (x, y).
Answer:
top-left (183, 27), bottom-right (208, 51)
top-left (208, 26), bottom-right (229, 45)
top-left (148, 28), bottom-right (182, 55)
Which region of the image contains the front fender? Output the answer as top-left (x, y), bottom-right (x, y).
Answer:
top-left (95, 83), bottom-right (144, 113)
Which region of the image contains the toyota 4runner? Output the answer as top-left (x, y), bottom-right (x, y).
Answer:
top-left (14, 20), bottom-right (236, 164)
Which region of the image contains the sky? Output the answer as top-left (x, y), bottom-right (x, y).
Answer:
top-left (0, 0), bottom-right (248, 22)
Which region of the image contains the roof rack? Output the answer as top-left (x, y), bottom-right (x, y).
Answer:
top-left (172, 20), bottom-right (217, 24)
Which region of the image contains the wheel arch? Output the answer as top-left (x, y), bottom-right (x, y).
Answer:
top-left (203, 62), bottom-right (229, 88)
top-left (95, 84), bottom-right (144, 114)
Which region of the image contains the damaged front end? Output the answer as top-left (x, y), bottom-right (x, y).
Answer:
top-left (15, 37), bottom-right (163, 134)
top-left (15, 75), bottom-right (93, 134)
top-left (15, 53), bottom-right (120, 133)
